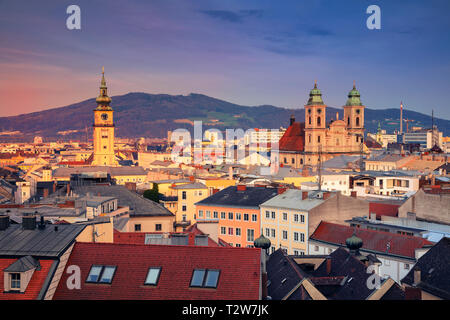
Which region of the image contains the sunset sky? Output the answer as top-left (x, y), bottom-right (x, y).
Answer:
top-left (1, 0), bottom-right (449, 118)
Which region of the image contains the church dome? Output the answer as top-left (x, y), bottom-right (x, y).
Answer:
top-left (254, 234), bottom-right (271, 250)
top-left (345, 82), bottom-right (363, 106)
top-left (306, 80), bottom-right (325, 106)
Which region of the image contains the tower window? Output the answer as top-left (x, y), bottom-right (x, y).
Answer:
top-left (348, 117), bottom-right (350, 126)
top-left (317, 117), bottom-right (321, 126)
top-left (318, 136), bottom-right (321, 143)
top-left (356, 117), bottom-right (360, 127)
top-left (309, 117), bottom-right (312, 125)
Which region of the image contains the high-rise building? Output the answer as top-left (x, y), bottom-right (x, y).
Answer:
top-left (91, 67), bottom-right (118, 166)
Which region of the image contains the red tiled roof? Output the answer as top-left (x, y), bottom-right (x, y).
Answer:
top-left (0, 259), bottom-right (55, 300)
top-left (310, 221), bottom-right (433, 259)
top-left (369, 202), bottom-right (400, 219)
top-left (279, 122), bottom-right (305, 152)
top-left (53, 242), bottom-right (261, 300)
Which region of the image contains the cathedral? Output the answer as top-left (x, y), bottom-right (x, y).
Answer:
top-left (279, 81), bottom-right (365, 169)
top-left (91, 67), bottom-right (118, 166)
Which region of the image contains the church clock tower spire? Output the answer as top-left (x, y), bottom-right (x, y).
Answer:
top-left (91, 67), bottom-right (117, 166)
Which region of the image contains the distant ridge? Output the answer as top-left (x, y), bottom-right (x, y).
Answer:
top-left (0, 92), bottom-right (448, 142)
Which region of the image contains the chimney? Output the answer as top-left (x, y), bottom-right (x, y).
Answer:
top-left (322, 192), bottom-right (331, 200)
top-left (326, 257), bottom-right (332, 275)
top-left (431, 175), bottom-right (436, 186)
top-left (237, 185), bottom-right (247, 191)
top-left (43, 188), bottom-right (49, 198)
top-left (188, 232), bottom-right (195, 246)
top-left (351, 191), bottom-right (357, 198)
top-left (413, 267), bottom-right (421, 286)
top-left (0, 215), bottom-right (10, 231)
top-left (52, 182), bottom-right (56, 193)
top-left (302, 191), bottom-right (308, 200)
top-left (277, 187), bottom-right (287, 195)
top-left (189, 175), bottom-right (195, 182)
top-left (38, 216), bottom-right (46, 230)
top-left (66, 183), bottom-right (71, 196)
top-left (22, 215), bottom-right (37, 230)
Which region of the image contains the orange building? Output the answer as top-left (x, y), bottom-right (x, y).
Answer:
top-left (195, 185), bottom-right (279, 248)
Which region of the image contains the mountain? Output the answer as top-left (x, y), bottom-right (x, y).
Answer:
top-left (0, 92), bottom-right (448, 142)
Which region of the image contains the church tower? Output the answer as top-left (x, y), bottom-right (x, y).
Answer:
top-left (91, 67), bottom-right (117, 166)
top-left (304, 80), bottom-right (327, 154)
top-left (343, 82), bottom-right (365, 138)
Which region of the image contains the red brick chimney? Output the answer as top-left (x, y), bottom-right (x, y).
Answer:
top-left (43, 189), bottom-right (49, 198)
top-left (323, 192), bottom-right (331, 200)
top-left (351, 191), bottom-right (357, 198)
top-left (326, 257), bottom-right (332, 275)
top-left (302, 191), bottom-right (308, 200)
top-left (237, 185), bottom-right (247, 191)
top-left (277, 187), bottom-right (287, 194)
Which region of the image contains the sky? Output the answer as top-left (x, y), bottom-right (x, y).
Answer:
top-left (0, 0), bottom-right (450, 119)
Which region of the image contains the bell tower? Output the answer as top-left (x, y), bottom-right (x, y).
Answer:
top-left (343, 81), bottom-right (365, 137)
top-left (91, 67), bottom-right (117, 166)
top-left (304, 80), bottom-right (327, 154)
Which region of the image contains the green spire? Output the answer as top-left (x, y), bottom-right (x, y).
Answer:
top-left (345, 81), bottom-right (362, 106)
top-left (377, 121), bottom-right (382, 133)
top-left (306, 80), bottom-right (325, 106)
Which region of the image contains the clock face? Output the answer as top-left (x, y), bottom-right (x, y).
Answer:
top-left (101, 113), bottom-right (108, 120)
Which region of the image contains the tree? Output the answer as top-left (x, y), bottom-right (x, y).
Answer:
top-left (143, 183), bottom-right (160, 203)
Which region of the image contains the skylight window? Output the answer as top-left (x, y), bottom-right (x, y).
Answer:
top-left (86, 265), bottom-right (116, 284)
top-left (190, 269), bottom-right (220, 288)
top-left (145, 267), bottom-right (162, 285)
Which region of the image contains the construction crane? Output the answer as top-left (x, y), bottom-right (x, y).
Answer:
top-left (404, 119), bottom-right (414, 133)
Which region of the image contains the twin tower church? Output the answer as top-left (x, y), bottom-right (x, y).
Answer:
top-left (90, 68), bottom-right (365, 169)
top-left (279, 81), bottom-right (365, 169)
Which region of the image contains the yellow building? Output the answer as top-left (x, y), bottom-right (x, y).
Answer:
top-left (170, 182), bottom-right (209, 231)
top-left (91, 67), bottom-right (118, 167)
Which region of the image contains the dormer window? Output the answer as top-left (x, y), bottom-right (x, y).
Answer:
top-left (10, 273), bottom-right (21, 290)
top-left (3, 256), bottom-right (40, 293)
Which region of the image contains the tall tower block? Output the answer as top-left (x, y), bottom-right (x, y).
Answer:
top-left (304, 80), bottom-right (327, 153)
top-left (343, 82), bottom-right (365, 137)
top-left (91, 67), bottom-right (118, 166)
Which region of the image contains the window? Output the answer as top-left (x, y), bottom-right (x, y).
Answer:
top-left (294, 232), bottom-right (299, 242)
top-left (282, 230), bottom-right (288, 240)
top-left (221, 212), bottom-right (226, 219)
top-left (228, 212), bottom-right (233, 220)
top-left (206, 211), bottom-right (211, 218)
top-left (182, 205), bottom-right (187, 212)
top-left (265, 211), bottom-right (270, 219)
top-left (265, 228), bottom-right (270, 237)
top-left (404, 264), bottom-right (410, 270)
top-left (182, 191), bottom-right (187, 200)
top-left (271, 229), bottom-right (276, 238)
top-left (282, 213), bottom-right (287, 221)
top-left (134, 224), bottom-right (141, 232)
top-left (236, 213), bottom-right (241, 220)
top-left (247, 229), bottom-right (255, 242)
top-left (213, 211), bottom-right (218, 219)
top-left (235, 244), bottom-right (241, 248)
top-left (190, 269), bottom-right (220, 288)
top-left (220, 227), bottom-right (226, 235)
top-left (86, 265), bottom-right (116, 284)
top-left (300, 215), bottom-right (305, 223)
top-left (314, 245), bottom-right (319, 252)
top-left (236, 228), bottom-right (241, 236)
top-left (293, 214), bottom-right (299, 222)
top-left (300, 233), bottom-right (305, 242)
top-left (244, 214), bottom-right (249, 221)
top-left (155, 224), bottom-right (162, 231)
top-left (252, 214), bottom-right (257, 222)
top-left (271, 211), bottom-right (276, 219)
top-left (145, 267), bottom-right (162, 285)
top-left (199, 210), bottom-right (204, 218)
top-left (10, 273), bottom-right (20, 290)
top-left (228, 227), bottom-right (233, 235)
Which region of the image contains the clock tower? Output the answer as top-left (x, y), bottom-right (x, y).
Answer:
top-left (91, 67), bottom-right (118, 166)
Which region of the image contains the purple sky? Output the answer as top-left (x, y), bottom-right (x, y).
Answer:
top-left (0, 0), bottom-right (449, 119)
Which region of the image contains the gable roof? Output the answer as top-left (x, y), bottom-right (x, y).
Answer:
top-left (196, 186), bottom-right (279, 209)
top-left (72, 185), bottom-right (173, 217)
top-left (310, 221), bottom-right (433, 259)
top-left (279, 122), bottom-right (305, 152)
top-left (401, 237), bottom-right (450, 299)
top-left (0, 224), bottom-right (86, 258)
top-left (4, 255), bottom-right (40, 272)
top-left (0, 259), bottom-right (56, 300)
top-left (53, 242), bottom-right (261, 300)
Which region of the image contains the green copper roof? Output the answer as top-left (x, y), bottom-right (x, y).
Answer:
top-left (345, 83), bottom-right (363, 106)
top-left (96, 67), bottom-right (112, 106)
top-left (346, 231), bottom-right (363, 251)
top-left (254, 233), bottom-right (271, 249)
top-left (306, 81), bottom-right (325, 106)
